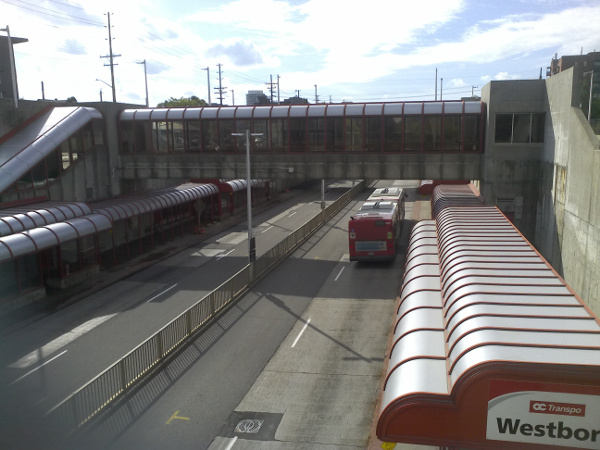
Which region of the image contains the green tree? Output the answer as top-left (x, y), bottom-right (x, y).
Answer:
top-left (157, 96), bottom-right (207, 107)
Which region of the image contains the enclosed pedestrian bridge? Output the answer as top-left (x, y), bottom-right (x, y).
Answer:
top-left (118, 101), bottom-right (485, 182)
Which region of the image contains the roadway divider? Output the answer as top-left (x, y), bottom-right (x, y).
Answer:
top-left (46, 180), bottom-right (366, 439)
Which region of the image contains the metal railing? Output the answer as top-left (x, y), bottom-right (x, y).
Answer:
top-left (47, 180), bottom-right (365, 436)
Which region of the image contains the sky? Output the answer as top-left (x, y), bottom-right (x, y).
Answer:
top-left (2, 0), bottom-right (600, 107)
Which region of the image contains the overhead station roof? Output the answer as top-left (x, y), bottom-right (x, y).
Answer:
top-left (119, 101), bottom-right (484, 122)
top-left (0, 106), bottom-right (102, 194)
top-left (0, 183), bottom-right (218, 264)
top-left (378, 185), bottom-right (600, 449)
top-left (0, 201), bottom-right (91, 237)
top-left (0, 213), bottom-right (112, 263)
top-left (91, 183), bottom-right (218, 221)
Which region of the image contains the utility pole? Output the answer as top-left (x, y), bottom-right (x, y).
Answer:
top-left (277, 75), bottom-right (280, 104)
top-left (214, 63), bottom-right (226, 105)
top-left (137, 59), bottom-right (149, 107)
top-left (440, 78), bottom-right (443, 101)
top-left (314, 84), bottom-right (318, 103)
top-left (202, 66), bottom-right (211, 105)
top-left (100, 12), bottom-right (120, 102)
top-left (472, 86), bottom-right (478, 96)
top-left (231, 89), bottom-right (235, 106)
top-left (266, 74), bottom-right (275, 103)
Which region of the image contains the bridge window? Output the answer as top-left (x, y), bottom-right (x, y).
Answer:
top-left (252, 119), bottom-right (269, 152)
top-left (219, 120), bottom-right (235, 152)
top-left (171, 121), bottom-right (184, 152)
top-left (463, 115), bottom-right (480, 151)
top-left (186, 121), bottom-right (200, 152)
top-left (153, 121), bottom-right (168, 152)
top-left (289, 118), bottom-right (306, 152)
top-left (345, 117), bottom-right (362, 151)
top-left (364, 117), bottom-right (382, 152)
top-left (404, 116), bottom-right (422, 152)
top-left (120, 121), bottom-right (134, 153)
top-left (423, 115), bottom-right (442, 152)
top-left (326, 118), bottom-right (344, 152)
top-left (202, 120), bottom-right (218, 151)
top-left (385, 117), bottom-right (403, 152)
top-left (271, 119), bottom-right (287, 151)
top-left (135, 122), bottom-right (151, 153)
top-left (494, 113), bottom-right (545, 144)
top-left (443, 115), bottom-right (461, 151)
top-left (308, 118), bottom-right (326, 152)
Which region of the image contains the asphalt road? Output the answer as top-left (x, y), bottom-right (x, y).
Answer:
top-left (0, 181), bottom-right (355, 449)
top-left (74, 180), bottom-right (422, 450)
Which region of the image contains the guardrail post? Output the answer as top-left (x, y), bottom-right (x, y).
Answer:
top-left (156, 332), bottom-right (164, 359)
top-left (119, 359), bottom-right (127, 391)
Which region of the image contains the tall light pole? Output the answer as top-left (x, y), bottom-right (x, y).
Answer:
top-left (202, 66), bottom-right (211, 105)
top-left (137, 59), bottom-right (149, 107)
top-left (232, 130), bottom-right (263, 267)
top-left (100, 12), bottom-right (120, 102)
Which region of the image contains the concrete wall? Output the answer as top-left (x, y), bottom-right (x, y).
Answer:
top-left (536, 68), bottom-right (600, 315)
top-left (480, 80), bottom-right (547, 241)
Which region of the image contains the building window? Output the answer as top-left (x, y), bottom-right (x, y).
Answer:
top-left (494, 113), bottom-right (545, 143)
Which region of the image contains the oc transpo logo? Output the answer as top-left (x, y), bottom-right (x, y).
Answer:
top-left (530, 400), bottom-right (586, 417)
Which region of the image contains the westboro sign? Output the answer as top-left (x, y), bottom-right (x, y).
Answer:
top-left (487, 380), bottom-right (600, 449)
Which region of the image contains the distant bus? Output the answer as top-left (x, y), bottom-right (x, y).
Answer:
top-left (348, 188), bottom-right (406, 261)
top-left (368, 187), bottom-right (406, 219)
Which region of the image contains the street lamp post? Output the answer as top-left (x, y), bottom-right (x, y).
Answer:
top-left (96, 78), bottom-right (112, 97)
top-left (232, 130), bottom-right (263, 268)
top-left (137, 60), bottom-right (149, 107)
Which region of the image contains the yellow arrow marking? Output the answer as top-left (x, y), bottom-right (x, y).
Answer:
top-left (381, 443), bottom-right (396, 450)
top-left (166, 410), bottom-right (190, 424)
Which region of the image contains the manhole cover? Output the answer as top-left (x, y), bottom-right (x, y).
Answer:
top-left (235, 418), bottom-right (264, 434)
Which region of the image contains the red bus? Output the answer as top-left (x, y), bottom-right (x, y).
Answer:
top-left (348, 198), bottom-right (403, 262)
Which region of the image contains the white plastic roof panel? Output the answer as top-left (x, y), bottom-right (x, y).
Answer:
top-left (0, 233), bottom-right (37, 259)
top-left (397, 290), bottom-right (444, 317)
top-left (423, 103), bottom-right (443, 114)
top-left (464, 102), bottom-right (482, 114)
top-left (289, 105), bottom-right (308, 117)
top-left (382, 103), bottom-right (403, 115)
top-left (382, 359), bottom-right (449, 405)
top-left (182, 108), bottom-right (203, 120)
top-left (166, 108), bottom-right (185, 120)
top-left (448, 329), bottom-right (600, 363)
top-left (364, 104), bottom-right (383, 116)
top-left (148, 109), bottom-right (168, 120)
top-left (443, 293), bottom-right (579, 319)
top-left (444, 102), bottom-right (464, 114)
top-left (218, 108), bottom-right (236, 119)
top-left (325, 104), bottom-right (345, 116)
top-left (134, 109), bottom-right (153, 120)
top-left (449, 346), bottom-right (600, 388)
top-left (270, 106), bottom-right (290, 118)
top-left (307, 105), bottom-right (326, 117)
top-left (120, 110), bottom-right (136, 120)
top-left (235, 107), bottom-right (254, 119)
top-left (253, 106), bottom-right (272, 118)
top-left (403, 103), bottom-right (422, 115)
top-left (26, 226), bottom-right (60, 249)
top-left (394, 308), bottom-right (444, 336)
top-left (200, 108), bottom-right (219, 119)
top-left (345, 104), bottom-right (365, 116)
